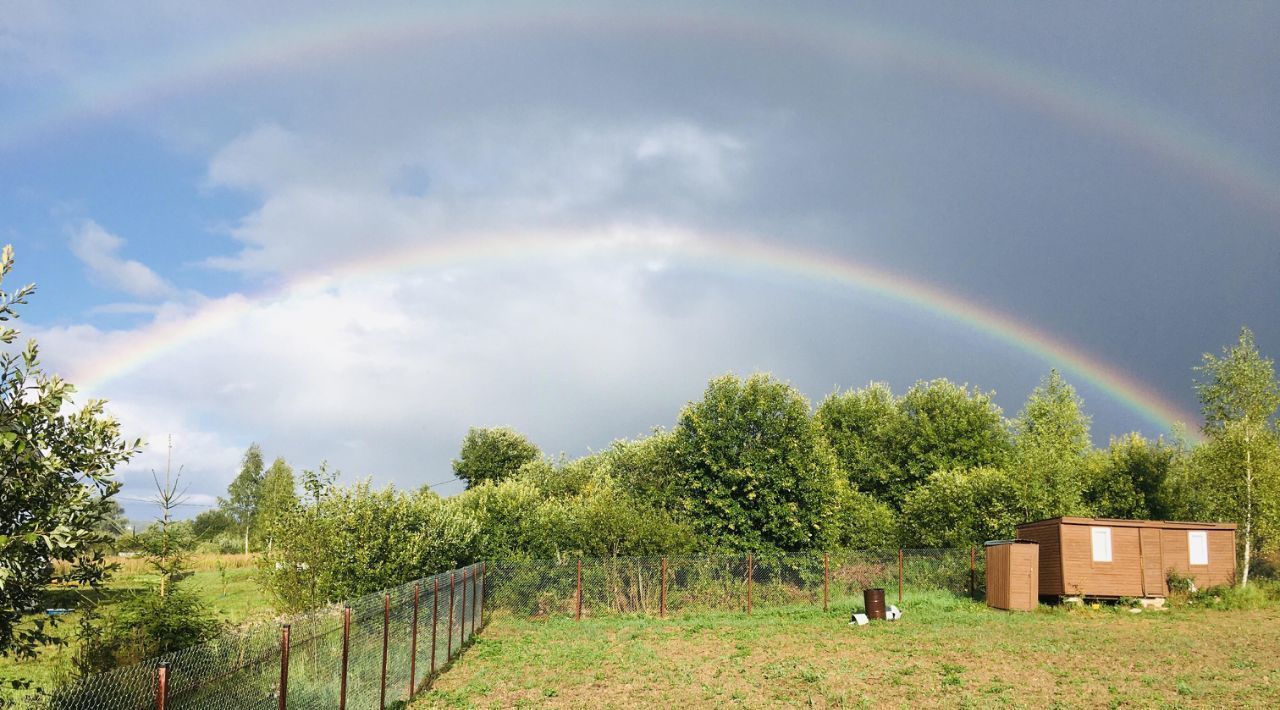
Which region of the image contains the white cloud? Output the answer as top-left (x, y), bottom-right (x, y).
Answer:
top-left (30, 229), bottom-right (811, 509)
top-left (69, 221), bottom-right (176, 299)
top-left (203, 118), bottom-right (751, 274)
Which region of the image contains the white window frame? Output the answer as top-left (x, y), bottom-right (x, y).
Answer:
top-left (1091, 526), bottom-right (1113, 563)
top-left (1188, 531), bottom-right (1209, 566)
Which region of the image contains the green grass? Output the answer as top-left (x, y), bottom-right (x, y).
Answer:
top-left (415, 590), bottom-right (1280, 708)
top-left (0, 556), bottom-right (269, 703)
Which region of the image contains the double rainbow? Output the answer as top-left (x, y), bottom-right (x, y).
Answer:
top-left (70, 229), bottom-right (1199, 436)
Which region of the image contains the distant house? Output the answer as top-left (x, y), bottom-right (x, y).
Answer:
top-left (1016, 517), bottom-right (1236, 599)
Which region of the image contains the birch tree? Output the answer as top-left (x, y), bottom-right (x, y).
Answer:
top-left (1195, 328), bottom-right (1280, 587)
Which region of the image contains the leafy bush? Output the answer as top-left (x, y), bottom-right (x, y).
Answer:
top-left (900, 467), bottom-right (1021, 547)
top-left (260, 481), bottom-right (479, 611)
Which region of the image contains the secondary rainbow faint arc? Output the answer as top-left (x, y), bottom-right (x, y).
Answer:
top-left (71, 230), bottom-right (1199, 436)
top-left (4, 6), bottom-right (1278, 220)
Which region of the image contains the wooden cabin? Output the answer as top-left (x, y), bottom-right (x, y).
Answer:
top-left (984, 540), bottom-right (1039, 611)
top-left (1016, 517), bottom-right (1237, 599)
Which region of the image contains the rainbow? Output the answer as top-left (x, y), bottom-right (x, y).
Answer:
top-left (70, 228), bottom-right (1200, 436)
top-left (4, 5), bottom-right (1278, 220)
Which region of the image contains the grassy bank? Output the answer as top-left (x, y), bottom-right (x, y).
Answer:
top-left (0, 555), bottom-right (270, 702)
top-left (417, 591), bottom-right (1280, 708)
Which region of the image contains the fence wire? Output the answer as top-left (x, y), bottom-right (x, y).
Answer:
top-left (45, 562), bottom-right (486, 710)
top-left (47, 549), bottom-right (980, 707)
top-left (485, 549), bottom-right (985, 619)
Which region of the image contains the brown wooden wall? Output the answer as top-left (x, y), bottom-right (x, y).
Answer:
top-left (1060, 523), bottom-right (1143, 597)
top-left (1160, 528), bottom-right (1236, 588)
top-left (1015, 521), bottom-right (1063, 595)
top-left (986, 542), bottom-right (1038, 611)
top-left (1016, 518), bottom-right (1237, 598)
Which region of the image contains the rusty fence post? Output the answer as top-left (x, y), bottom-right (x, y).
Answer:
top-left (746, 553), bottom-right (753, 616)
top-left (409, 583), bottom-right (420, 697)
top-left (471, 564), bottom-right (478, 636)
top-left (459, 568), bottom-right (468, 649)
top-left (380, 593), bottom-right (390, 710)
top-left (431, 577), bottom-right (439, 676)
top-left (660, 557), bottom-right (667, 618)
top-left (278, 624), bottom-right (291, 710)
top-left (897, 549), bottom-right (904, 605)
top-left (339, 604), bottom-right (351, 710)
top-left (823, 552), bottom-right (829, 612)
top-left (575, 559), bottom-right (583, 621)
top-left (155, 662), bottom-right (169, 710)
top-left (447, 571), bottom-right (455, 660)
top-left (479, 562), bottom-right (486, 628)
top-left (969, 546), bottom-right (976, 599)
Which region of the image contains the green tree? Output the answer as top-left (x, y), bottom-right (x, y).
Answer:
top-left (257, 457), bottom-right (298, 550)
top-left (892, 379), bottom-right (1011, 507)
top-left (1083, 433), bottom-right (1181, 519)
top-left (815, 383), bottom-right (904, 501)
top-left (260, 481), bottom-right (478, 610)
top-left (901, 467), bottom-right (1021, 547)
top-left (221, 443), bottom-right (264, 555)
top-left (1010, 370), bottom-right (1092, 521)
top-left (0, 245), bottom-right (140, 661)
top-left (190, 508), bottom-right (236, 541)
top-left (452, 427), bottom-right (542, 488)
top-left (1194, 328), bottom-right (1280, 587)
top-left (669, 373), bottom-right (842, 554)
top-left (832, 488), bottom-right (900, 549)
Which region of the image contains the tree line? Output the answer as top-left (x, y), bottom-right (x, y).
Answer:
top-left (2, 240), bottom-right (1278, 670)
top-left (254, 329), bottom-right (1279, 610)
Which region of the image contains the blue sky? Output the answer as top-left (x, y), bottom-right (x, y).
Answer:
top-left (2, 1), bottom-right (1278, 521)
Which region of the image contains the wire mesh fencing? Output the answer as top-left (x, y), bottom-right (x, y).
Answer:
top-left (484, 549), bottom-right (986, 619)
top-left (44, 562), bottom-right (486, 710)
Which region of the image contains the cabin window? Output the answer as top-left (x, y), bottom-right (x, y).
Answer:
top-left (1188, 531), bottom-right (1209, 566)
top-left (1091, 526), bottom-right (1112, 562)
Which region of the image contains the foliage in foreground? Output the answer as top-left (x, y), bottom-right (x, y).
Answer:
top-left (0, 246), bottom-right (138, 661)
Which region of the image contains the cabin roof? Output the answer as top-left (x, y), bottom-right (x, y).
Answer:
top-left (1017, 516), bottom-right (1237, 531)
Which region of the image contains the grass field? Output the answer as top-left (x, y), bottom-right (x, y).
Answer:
top-left (0, 554), bottom-right (269, 702)
top-left (416, 592), bottom-right (1280, 708)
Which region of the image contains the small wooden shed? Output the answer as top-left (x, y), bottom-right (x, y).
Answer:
top-left (984, 540), bottom-right (1039, 611)
top-left (1016, 517), bottom-right (1237, 599)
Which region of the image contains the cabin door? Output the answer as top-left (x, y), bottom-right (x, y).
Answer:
top-left (1138, 528), bottom-right (1164, 596)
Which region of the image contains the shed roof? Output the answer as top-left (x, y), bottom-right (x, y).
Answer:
top-left (1017, 516), bottom-right (1237, 531)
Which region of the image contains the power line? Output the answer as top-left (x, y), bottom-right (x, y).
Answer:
top-left (117, 495), bottom-right (218, 508)
top-left (117, 477), bottom-right (461, 507)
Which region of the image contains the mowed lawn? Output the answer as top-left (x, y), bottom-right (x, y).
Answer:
top-left (416, 593), bottom-right (1280, 708)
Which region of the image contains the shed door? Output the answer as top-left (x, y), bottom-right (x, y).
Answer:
top-left (1139, 527), bottom-right (1164, 596)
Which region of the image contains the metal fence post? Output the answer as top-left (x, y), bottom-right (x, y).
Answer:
top-left (575, 559), bottom-right (583, 621)
top-left (823, 552), bottom-right (829, 612)
top-left (660, 557), bottom-right (667, 618)
top-left (380, 592), bottom-right (390, 710)
top-left (410, 583), bottom-right (420, 697)
top-left (431, 577), bottom-right (439, 676)
top-left (459, 568), bottom-right (468, 649)
top-left (969, 546), bottom-right (976, 599)
top-left (747, 553), bottom-right (753, 616)
top-left (447, 571), bottom-right (455, 660)
top-left (339, 604), bottom-right (351, 710)
top-left (278, 624), bottom-right (290, 710)
top-left (471, 564), bottom-right (478, 636)
top-left (479, 562), bottom-right (486, 628)
top-left (155, 661), bottom-right (169, 710)
top-left (898, 549), bottom-right (904, 604)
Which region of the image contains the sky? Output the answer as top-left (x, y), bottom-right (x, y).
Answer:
top-left (2, 1), bottom-right (1277, 521)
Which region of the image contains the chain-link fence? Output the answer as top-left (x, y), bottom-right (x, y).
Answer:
top-left (485, 549), bottom-right (986, 618)
top-left (45, 562), bottom-right (486, 710)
